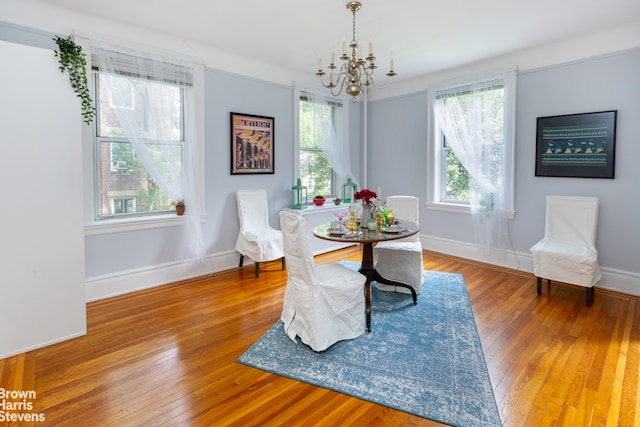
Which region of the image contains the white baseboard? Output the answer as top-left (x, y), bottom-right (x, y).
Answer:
top-left (86, 250), bottom-right (241, 302)
top-left (421, 234), bottom-right (640, 298)
top-left (86, 236), bottom-right (640, 302)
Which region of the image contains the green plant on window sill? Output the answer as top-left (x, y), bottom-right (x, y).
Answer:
top-left (53, 35), bottom-right (97, 125)
top-left (170, 200), bottom-right (185, 215)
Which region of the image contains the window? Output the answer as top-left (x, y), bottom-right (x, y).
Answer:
top-left (92, 60), bottom-right (185, 219)
top-left (112, 197), bottom-right (136, 214)
top-left (297, 95), bottom-right (344, 197)
top-left (428, 71), bottom-right (516, 218)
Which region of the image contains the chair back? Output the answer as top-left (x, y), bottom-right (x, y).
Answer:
top-left (278, 211), bottom-right (318, 284)
top-left (236, 189), bottom-right (270, 232)
top-left (545, 196), bottom-right (598, 248)
top-left (386, 196), bottom-right (420, 242)
top-left (385, 196), bottom-right (419, 223)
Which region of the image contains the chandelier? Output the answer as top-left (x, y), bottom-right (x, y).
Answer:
top-left (316, 1), bottom-right (396, 100)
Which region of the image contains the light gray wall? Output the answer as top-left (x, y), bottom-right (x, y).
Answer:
top-left (513, 49), bottom-right (640, 273)
top-left (367, 49), bottom-right (640, 279)
top-left (202, 69), bottom-right (294, 255)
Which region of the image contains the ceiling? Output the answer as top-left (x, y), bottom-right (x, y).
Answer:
top-left (41, 0), bottom-right (640, 82)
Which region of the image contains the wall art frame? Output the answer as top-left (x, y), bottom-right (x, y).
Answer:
top-left (535, 110), bottom-right (617, 179)
top-left (230, 112), bottom-right (275, 175)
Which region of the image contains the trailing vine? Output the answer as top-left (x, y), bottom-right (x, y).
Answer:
top-left (53, 36), bottom-right (97, 125)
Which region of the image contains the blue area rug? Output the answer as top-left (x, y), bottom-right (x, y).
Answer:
top-left (237, 261), bottom-right (501, 426)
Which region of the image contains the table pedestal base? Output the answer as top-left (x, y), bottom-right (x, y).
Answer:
top-left (358, 242), bottom-right (418, 332)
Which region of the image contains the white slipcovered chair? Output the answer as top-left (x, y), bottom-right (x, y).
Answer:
top-left (530, 195), bottom-right (601, 306)
top-left (235, 189), bottom-right (285, 278)
top-left (279, 211), bottom-right (366, 352)
top-left (374, 195), bottom-right (426, 294)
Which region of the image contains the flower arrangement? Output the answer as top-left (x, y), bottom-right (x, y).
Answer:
top-left (354, 188), bottom-right (377, 206)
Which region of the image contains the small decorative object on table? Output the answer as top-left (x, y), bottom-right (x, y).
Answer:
top-left (386, 211), bottom-right (395, 225)
top-left (313, 195), bottom-right (326, 206)
top-left (354, 188), bottom-right (377, 227)
top-left (171, 199), bottom-right (185, 216)
top-left (346, 208), bottom-right (359, 233)
top-left (376, 211), bottom-right (385, 231)
top-left (333, 197), bottom-right (342, 205)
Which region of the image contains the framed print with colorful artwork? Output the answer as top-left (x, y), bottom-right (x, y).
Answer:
top-left (535, 110), bottom-right (617, 178)
top-left (230, 112), bottom-right (274, 175)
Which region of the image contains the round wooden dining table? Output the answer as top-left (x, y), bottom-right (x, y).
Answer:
top-left (313, 222), bottom-right (419, 332)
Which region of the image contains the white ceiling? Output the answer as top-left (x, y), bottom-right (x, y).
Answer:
top-left (40, 0), bottom-right (640, 82)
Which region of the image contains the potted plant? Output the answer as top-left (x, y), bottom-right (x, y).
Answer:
top-left (52, 36), bottom-right (97, 125)
top-left (333, 197), bottom-right (342, 205)
top-left (171, 200), bottom-right (185, 215)
top-left (313, 195), bottom-right (326, 206)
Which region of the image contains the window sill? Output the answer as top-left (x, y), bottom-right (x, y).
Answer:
top-left (282, 202), bottom-right (351, 215)
top-left (85, 214), bottom-right (185, 236)
top-left (427, 202), bottom-right (515, 219)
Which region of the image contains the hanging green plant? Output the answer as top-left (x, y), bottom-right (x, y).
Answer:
top-left (53, 35), bottom-right (97, 125)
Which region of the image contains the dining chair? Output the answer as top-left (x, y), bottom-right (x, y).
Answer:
top-left (235, 189), bottom-right (285, 278)
top-left (374, 195), bottom-right (426, 294)
top-left (279, 211), bottom-right (366, 352)
top-left (530, 195), bottom-right (601, 306)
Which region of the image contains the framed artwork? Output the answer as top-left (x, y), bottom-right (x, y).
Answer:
top-left (230, 112), bottom-right (275, 175)
top-left (535, 110), bottom-right (617, 178)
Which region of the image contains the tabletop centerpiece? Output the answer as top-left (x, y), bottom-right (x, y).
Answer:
top-left (354, 188), bottom-right (378, 227)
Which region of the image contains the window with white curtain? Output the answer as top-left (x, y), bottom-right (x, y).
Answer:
top-left (86, 36), bottom-right (206, 260)
top-left (428, 71), bottom-right (516, 251)
top-left (297, 93), bottom-right (344, 197)
top-left (93, 68), bottom-right (183, 218)
top-left (428, 71), bottom-right (516, 217)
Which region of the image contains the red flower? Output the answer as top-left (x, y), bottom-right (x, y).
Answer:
top-left (354, 188), bottom-right (377, 206)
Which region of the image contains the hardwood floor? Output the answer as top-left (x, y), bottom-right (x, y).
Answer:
top-left (2, 247), bottom-right (639, 426)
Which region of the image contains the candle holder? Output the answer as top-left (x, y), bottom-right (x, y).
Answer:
top-left (376, 211), bottom-right (385, 231)
top-left (291, 178), bottom-right (308, 209)
top-left (346, 208), bottom-right (359, 233)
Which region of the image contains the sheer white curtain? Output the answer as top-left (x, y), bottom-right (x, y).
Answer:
top-left (91, 37), bottom-right (206, 261)
top-left (432, 74), bottom-right (510, 252)
top-left (304, 89), bottom-right (355, 189)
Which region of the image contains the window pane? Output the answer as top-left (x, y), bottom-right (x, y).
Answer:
top-left (445, 148), bottom-right (469, 201)
top-left (299, 99), bottom-right (332, 149)
top-left (300, 150), bottom-right (332, 196)
top-left (98, 73), bottom-right (182, 141)
top-left (98, 141), bottom-right (173, 217)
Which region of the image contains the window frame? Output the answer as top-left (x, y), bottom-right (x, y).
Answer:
top-left (80, 38), bottom-right (205, 235)
top-left (427, 71), bottom-right (516, 219)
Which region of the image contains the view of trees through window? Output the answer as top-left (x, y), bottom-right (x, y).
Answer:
top-left (444, 137), bottom-right (470, 202)
top-left (440, 83), bottom-right (504, 204)
top-left (298, 97), bottom-right (338, 197)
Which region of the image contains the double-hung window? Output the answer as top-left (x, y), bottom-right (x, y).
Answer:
top-left (428, 71), bottom-right (516, 218)
top-left (91, 50), bottom-right (193, 221)
top-left (296, 92), bottom-right (346, 198)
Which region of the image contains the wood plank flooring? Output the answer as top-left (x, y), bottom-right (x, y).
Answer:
top-left (2, 247), bottom-right (639, 426)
